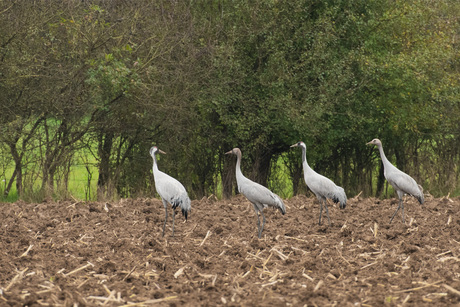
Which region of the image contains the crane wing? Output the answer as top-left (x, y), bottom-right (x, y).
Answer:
top-left (154, 171), bottom-right (191, 217)
top-left (304, 170), bottom-right (347, 208)
top-left (238, 177), bottom-right (286, 213)
top-left (387, 169), bottom-right (424, 203)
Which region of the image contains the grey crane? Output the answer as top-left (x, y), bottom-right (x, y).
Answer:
top-left (290, 141), bottom-right (347, 225)
top-left (366, 138), bottom-right (424, 223)
top-left (150, 146), bottom-right (191, 237)
top-left (225, 148), bottom-right (286, 238)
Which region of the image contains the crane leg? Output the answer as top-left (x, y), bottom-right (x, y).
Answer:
top-left (390, 199), bottom-right (402, 224)
top-left (258, 211), bottom-right (266, 238)
top-left (318, 200), bottom-right (323, 225)
top-left (172, 209), bottom-right (176, 237)
top-left (162, 200), bottom-right (168, 237)
top-left (401, 199), bottom-right (405, 223)
top-left (256, 212), bottom-right (261, 236)
top-left (324, 200), bottom-right (331, 226)
top-left (253, 204), bottom-right (261, 238)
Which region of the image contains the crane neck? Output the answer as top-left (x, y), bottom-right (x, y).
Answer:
top-left (377, 143), bottom-right (390, 166)
top-left (152, 152), bottom-right (159, 172)
top-left (301, 146), bottom-right (311, 172)
top-left (235, 150), bottom-right (243, 178)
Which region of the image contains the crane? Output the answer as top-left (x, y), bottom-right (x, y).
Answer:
top-left (366, 138), bottom-right (424, 223)
top-left (290, 141), bottom-right (347, 225)
top-left (150, 146), bottom-right (191, 237)
top-left (225, 148), bottom-right (286, 238)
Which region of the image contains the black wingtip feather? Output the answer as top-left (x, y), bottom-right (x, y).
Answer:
top-left (171, 198), bottom-right (190, 220)
top-left (172, 202), bottom-right (179, 210)
top-left (332, 195), bottom-right (346, 209)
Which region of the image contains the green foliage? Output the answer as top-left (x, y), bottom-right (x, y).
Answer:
top-left (1, 0), bottom-right (460, 201)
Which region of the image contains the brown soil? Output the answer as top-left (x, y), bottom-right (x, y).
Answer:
top-left (0, 194), bottom-right (459, 306)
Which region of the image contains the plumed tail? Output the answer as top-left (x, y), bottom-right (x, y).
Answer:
top-left (265, 192), bottom-right (286, 215)
top-left (417, 195), bottom-right (424, 205)
top-left (416, 184), bottom-right (424, 204)
top-left (182, 207), bottom-right (189, 220)
top-left (415, 193), bottom-right (424, 205)
top-left (275, 195), bottom-right (286, 215)
top-left (171, 193), bottom-right (191, 220)
top-left (331, 186), bottom-right (347, 209)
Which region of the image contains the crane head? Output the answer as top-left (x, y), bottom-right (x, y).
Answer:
top-left (366, 139), bottom-right (382, 146)
top-left (290, 141), bottom-right (306, 148)
top-left (149, 146), bottom-right (167, 158)
top-left (225, 148), bottom-right (241, 156)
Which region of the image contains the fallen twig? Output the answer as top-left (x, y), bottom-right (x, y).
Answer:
top-left (394, 280), bottom-right (442, 293)
top-left (437, 256), bottom-right (460, 263)
top-left (436, 250), bottom-right (452, 258)
top-left (87, 295), bottom-right (120, 303)
top-left (102, 284), bottom-right (112, 296)
top-left (302, 268), bottom-right (314, 281)
top-left (174, 267), bottom-right (185, 279)
top-left (353, 191), bottom-right (363, 199)
top-left (198, 272), bottom-right (217, 286)
top-left (263, 253), bottom-right (273, 267)
top-left (4, 268), bottom-right (28, 292)
top-left (443, 284), bottom-right (460, 297)
top-left (336, 246), bottom-right (351, 266)
top-left (19, 245), bottom-right (34, 258)
top-left (122, 265), bottom-right (137, 282)
top-left (246, 252), bottom-right (264, 261)
top-left (261, 280), bottom-right (278, 288)
top-left (313, 280), bottom-right (324, 292)
top-left (199, 230), bottom-right (211, 246)
top-left (119, 296), bottom-right (178, 306)
top-left (360, 262), bottom-right (377, 270)
top-left (64, 262), bottom-right (94, 277)
top-left (270, 248), bottom-right (288, 261)
top-left (77, 279), bottom-right (89, 289)
top-left (284, 235), bottom-right (308, 243)
top-left (402, 294), bottom-right (411, 305)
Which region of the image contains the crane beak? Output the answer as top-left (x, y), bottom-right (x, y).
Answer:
top-left (290, 144), bottom-right (298, 148)
top-left (365, 141), bottom-right (372, 145)
top-left (225, 150), bottom-right (233, 155)
top-left (159, 149), bottom-right (167, 154)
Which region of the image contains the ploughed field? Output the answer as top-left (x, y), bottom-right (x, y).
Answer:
top-left (0, 194), bottom-right (459, 306)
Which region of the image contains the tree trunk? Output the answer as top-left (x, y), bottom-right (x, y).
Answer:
top-left (291, 168), bottom-right (302, 196)
top-left (4, 168), bottom-right (17, 198)
top-left (42, 156), bottom-right (55, 196)
top-left (97, 132), bottom-right (114, 200)
top-left (376, 161), bottom-right (385, 197)
top-left (8, 143), bottom-right (23, 197)
top-left (251, 148), bottom-right (272, 187)
top-left (222, 156), bottom-right (234, 199)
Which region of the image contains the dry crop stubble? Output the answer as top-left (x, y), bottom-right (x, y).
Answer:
top-left (0, 194), bottom-right (459, 305)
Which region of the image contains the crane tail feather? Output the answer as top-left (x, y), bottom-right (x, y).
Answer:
top-left (416, 184), bottom-right (424, 204)
top-left (416, 193), bottom-right (424, 205)
top-left (274, 195), bottom-right (286, 215)
top-left (182, 208), bottom-right (188, 220)
top-left (331, 187), bottom-right (347, 209)
top-left (171, 194), bottom-right (191, 220)
top-left (279, 203), bottom-right (286, 215)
